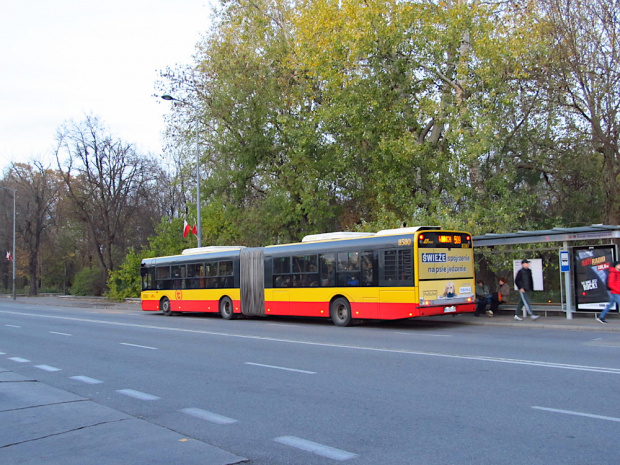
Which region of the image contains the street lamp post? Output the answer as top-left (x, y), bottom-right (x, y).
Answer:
top-left (0, 187), bottom-right (16, 300)
top-left (161, 94), bottom-right (202, 248)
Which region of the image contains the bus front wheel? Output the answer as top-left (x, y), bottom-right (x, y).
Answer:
top-left (220, 296), bottom-right (234, 320)
top-left (330, 297), bottom-right (353, 327)
top-left (161, 297), bottom-right (172, 316)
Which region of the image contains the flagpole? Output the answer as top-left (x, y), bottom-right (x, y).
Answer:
top-left (1, 186), bottom-right (16, 300)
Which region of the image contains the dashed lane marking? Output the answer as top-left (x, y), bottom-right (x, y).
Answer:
top-left (245, 362), bottom-right (316, 374)
top-left (70, 375), bottom-right (103, 384)
top-left (8, 357), bottom-right (30, 363)
top-left (120, 342), bottom-right (157, 350)
top-left (35, 365), bottom-right (61, 372)
top-left (274, 436), bottom-right (358, 461)
top-left (116, 389), bottom-right (160, 401)
top-left (50, 331), bottom-right (72, 336)
top-left (180, 408), bottom-right (237, 424)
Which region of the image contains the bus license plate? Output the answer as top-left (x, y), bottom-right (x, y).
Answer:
top-left (444, 306), bottom-right (456, 313)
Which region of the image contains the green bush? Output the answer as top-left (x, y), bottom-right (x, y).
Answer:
top-left (71, 267), bottom-right (106, 296)
top-left (107, 249), bottom-right (143, 300)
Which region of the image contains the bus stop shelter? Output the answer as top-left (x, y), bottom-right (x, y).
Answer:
top-left (473, 225), bottom-right (620, 319)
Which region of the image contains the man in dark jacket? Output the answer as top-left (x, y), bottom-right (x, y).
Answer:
top-left (514, 259), bottom-right (539, 321)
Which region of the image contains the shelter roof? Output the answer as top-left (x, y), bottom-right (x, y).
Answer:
top-left (473, 224), bottom-right (620, 247)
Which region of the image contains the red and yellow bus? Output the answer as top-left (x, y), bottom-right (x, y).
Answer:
top-left (140, 227), bottom-right (476, 326)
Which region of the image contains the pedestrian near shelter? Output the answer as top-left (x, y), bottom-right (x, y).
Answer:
top-left (473, 225), bottom-right (620, 319)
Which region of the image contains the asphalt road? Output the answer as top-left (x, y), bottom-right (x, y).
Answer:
top-left (1, 299), bottom-right (620, 464)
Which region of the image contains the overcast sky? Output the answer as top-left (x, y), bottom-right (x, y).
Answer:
top-left (0, 0), bottom-right (213, 172)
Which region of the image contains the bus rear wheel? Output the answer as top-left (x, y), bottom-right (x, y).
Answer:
top-left (161, 297), bottom-right (172, 316)
top-left (330, 297), bottom-right (353, 327)
top-left (220, 296), bottom-right (234, 320)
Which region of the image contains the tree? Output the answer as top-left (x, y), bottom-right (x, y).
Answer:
top-left (162, 0), bottom-right (345, 244)
top-left (54, 116), bottom-right (159, 278)
top-left (292, 0), bottom-right (549, 232)
top-left (541, 0), bottom-right (620, 223)
top-left (5, 162), bottom-right (61, 295)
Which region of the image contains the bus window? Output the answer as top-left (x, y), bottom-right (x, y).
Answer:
top-left (171, 265), bottom-right (185, 289)
top-left (156, 266), bottom-right (170, 290)
top-left (293, 255), bottom-right (317, 272)
top-left (361, 252), bottom-right (375, 286)
top-left (320, 254), bottom-right (335, 286)
top-left (273, 256), bottom-right (291, 287)
top-left (274, 257), bottom-right (290, 274)
top-left (142, 269), bottom-right (155, 290)
top-left (156, 266), bottom-right (170, 280)
top-left (186, 263), bottom-right (204, 289)
top-left (337, 252), bottom-right (360, 286)
top-left (220, 261), bottom-right (233, 276)
top-left (293, 255), bottom-right (319, 286)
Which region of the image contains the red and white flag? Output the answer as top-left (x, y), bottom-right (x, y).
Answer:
top-left (6, 251), bottom-right (11, 261)
top-left (183, 220), bottom-right (191, 238)
top-left (192, 224), bottom-right (197, 235)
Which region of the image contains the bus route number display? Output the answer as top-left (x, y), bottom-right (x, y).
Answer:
top-left (438, 235), bottom-right (461, 245)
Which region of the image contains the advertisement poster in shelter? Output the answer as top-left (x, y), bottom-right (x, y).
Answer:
top-left (573, 246), bottom-right (617, 311)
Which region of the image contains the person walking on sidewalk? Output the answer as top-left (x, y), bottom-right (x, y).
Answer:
top-left (514, 259), bottom-right (539, 321)
top-left (597, 261), bottom-right (620, 324)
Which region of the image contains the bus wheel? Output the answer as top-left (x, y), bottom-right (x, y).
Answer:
top-left (220, 296), bottom-right (234, 320)
top-left (161, 297), bottom-right (172, 316)
top-left (330, 297), bottom-right (353, 327)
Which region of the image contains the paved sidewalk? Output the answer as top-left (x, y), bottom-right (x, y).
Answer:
top-left (425, 312), bottom-right (619, 332)
top-left (0, 367), bottom-right (247, 465)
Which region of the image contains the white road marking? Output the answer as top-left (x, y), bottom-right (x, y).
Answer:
top-left (180, 408), bottom-right (237, 424)
top-left (3, 309), bottom-right (620, 375)
top-left (245, 362), bottom-right (316, 374)
top-left (274, 436), bottom-right (358, 461)
top-left (50, 331), bottom-right (72, 336)
top-left (5, 324), bottom-right (20, 328)
top-left (120, 342), bottom-right (157, 350)
top-left (533, 406), bottom-right (620, 423)
top-left (70, 375), bottom-right (103, 384)
top-left (117, 389), bottom-right (160, 401)
top-left (35, 365), bottom-right (61, 372)
top-left (8, 357), bottom-right (30, 363)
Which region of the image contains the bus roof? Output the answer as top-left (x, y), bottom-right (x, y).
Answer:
top-left (182, 246), bottom-right (245, 255)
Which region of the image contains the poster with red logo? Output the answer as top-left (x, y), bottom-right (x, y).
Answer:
top-left (574, 246), bottom-right (616, 311)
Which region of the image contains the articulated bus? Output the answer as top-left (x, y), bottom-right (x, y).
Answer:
top-left (140, 226), bottom-right (476, 326)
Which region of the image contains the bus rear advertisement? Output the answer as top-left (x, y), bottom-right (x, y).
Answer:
top-left (140, 227), bottom-right (476, 326)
